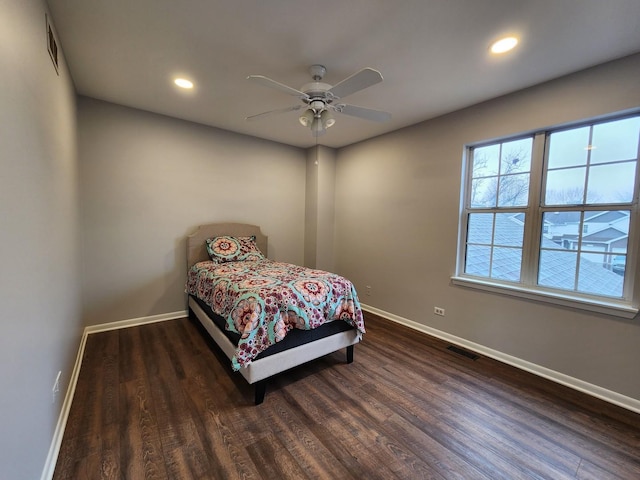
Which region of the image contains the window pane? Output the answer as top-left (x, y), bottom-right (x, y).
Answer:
top-left (498, 173), bottom-right (530, 207)
top-left (611, 253), bottom-right (626, 276)
top-left (501, 138), bottom-right (532, 174)
top-left (586, 162), bottom-right (636, 204)
top-left (577, 253), bottom-right (623, 297)
top-left (491, 247), bottom-right (522, 281)
top-left (539, 210), bottom-right (628, 298)
top-left (471, 177), bottom-right (497, 207)
top-left (538, 250), bottom-right (577, 290)
top-left (466, 213), bottom-right (524, 281)
top-left (465, 245), bottom-right (490, 276)
top-left (467, 213), bottom-right (493, 244)
top-left (548, 126), bottom-right (590, 169)
top-left (544, 167), bottom-right (586, 205)
top-left (590, 117), bottom-right (640, 164)
top-left (541, 210), bottom-right (582, 250)
top-left (494, 213), bottom-right (524, 247)
top-left (473, 144), bottom-right (500, 177)
top-left (471, 138), bottom-right (533, 209)
top-left (584, 210), bottom-right (630, 255)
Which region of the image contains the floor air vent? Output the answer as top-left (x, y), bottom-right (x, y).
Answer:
top-left (446, 345), bottom-right (480, 361)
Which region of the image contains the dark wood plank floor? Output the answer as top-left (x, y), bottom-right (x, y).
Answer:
top-left (54, 312), bottom-right (640, 479)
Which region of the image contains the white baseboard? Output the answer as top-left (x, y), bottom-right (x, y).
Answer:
top-left (85, 309), bottom-right (189, 334)
top-left (40, 329), bottom-right (88, 480)
top-left (40, 309), bottom-right (188, 480)
top-left (361, 303), bottom-right (640, 415)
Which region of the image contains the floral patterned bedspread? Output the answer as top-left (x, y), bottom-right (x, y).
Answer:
top-left (186, 260), bottom-right (365, 370)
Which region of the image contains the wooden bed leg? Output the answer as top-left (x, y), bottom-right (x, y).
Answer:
top-left (346, 345), bottom-right (354, 364)
top-left (254, 380), bottom-right (267, 405)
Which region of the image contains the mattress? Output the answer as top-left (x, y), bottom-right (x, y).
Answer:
top-left (190, 294), bottom-right (356, 360)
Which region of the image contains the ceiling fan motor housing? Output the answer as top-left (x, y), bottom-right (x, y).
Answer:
top-left (301, 82), bottom-right (332, 97)
top-left (308, 99), bottom-right (327, 115)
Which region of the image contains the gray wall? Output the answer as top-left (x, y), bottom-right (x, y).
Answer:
top-left (78, 98), bottom-right (307, 325)
top-left (0, 1), bottom-right (81, 479)
top-left (334, 54), bottom-right (640, 401)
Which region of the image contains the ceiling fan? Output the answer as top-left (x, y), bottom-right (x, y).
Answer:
top-left (245, 64), bottom-right (391, 137)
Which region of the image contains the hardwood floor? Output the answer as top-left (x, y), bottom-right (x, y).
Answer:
top-left (54, 312), bottom-right (640, 479)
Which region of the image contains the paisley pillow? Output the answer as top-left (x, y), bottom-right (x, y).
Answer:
top-left (206, 236), bottom-right (265, 263)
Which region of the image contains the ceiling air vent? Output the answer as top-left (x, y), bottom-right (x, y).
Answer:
top-left (46, 15), bottom-right (59, 75)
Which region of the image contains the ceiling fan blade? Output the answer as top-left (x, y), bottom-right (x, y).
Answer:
top-left (247, 75), bottom-right (309, 99)
top-left (328, 68), bottom-right (384, 99)
top-left (245, 104), bottom-right (304, 121)
top-left (335, 104), bottom-right (391, 123)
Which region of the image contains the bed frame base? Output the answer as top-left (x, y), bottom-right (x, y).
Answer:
top-left (251, 344), bottom-right (355, 405)
top-left (188, 296), bottom-right (360, 404)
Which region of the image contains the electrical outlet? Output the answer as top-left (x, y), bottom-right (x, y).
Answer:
top-left (365, 285), bottom-right (372, 296)
top-left (434, 306), bottom-right (445, 316)
top-left (52, 371), bottom-right (61, 403)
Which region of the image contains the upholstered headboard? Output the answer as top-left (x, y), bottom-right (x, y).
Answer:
top-left (187, 223), bottom-right (268, 268)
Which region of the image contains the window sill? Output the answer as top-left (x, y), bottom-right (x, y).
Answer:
top-left (450, 276), bottom-right (638, 319)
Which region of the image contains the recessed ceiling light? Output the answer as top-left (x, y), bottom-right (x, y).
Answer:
top-left (174, 78), bottom-right (194, 89)
top-left (490, 36), bottom-right (518, 54)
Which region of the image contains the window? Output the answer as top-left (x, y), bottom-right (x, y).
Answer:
top-left (456, 113), bottom-right (640, 317)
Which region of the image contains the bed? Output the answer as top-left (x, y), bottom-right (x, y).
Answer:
top-left (186, 222), bottom-right (365, 404)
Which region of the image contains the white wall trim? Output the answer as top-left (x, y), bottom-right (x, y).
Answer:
top-left (40, 309), bottom-right (188, 480)
top-left (40, 329), bottom-right (88, 480)
top-left (85, 309), bottom-right (188, 334)
top-left (362, 303), bottom-right (640, 415)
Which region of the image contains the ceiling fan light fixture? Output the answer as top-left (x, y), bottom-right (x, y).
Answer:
top-left (311, 117), bottom-right (326, 137)
top-left (299, 109), bottom-right (314, 127)
top-left (320, 109), bottom-right (335, 128)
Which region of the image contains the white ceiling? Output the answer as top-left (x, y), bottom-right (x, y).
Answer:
top-left (47, 0), bottom-right (640, 149)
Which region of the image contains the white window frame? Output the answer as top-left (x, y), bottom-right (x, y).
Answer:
top-left (453, 113), bottom-right (640, 319)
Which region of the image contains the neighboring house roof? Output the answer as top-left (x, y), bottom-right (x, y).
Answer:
top-left (544, 212), bottom-right (581, 225)
top-left (466, 213), bottom-right (623, 297)
top-left (537, 245), bottom-right (622, 296)
top-left (586, 210), bottom-right (629, 223)
top-left (583, 226), bottom-right (627, 243)
top-left (543, 210), bottom-right (629, 226)
top-left (541, 209), bottom-right (629, 254)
